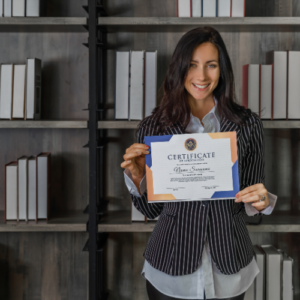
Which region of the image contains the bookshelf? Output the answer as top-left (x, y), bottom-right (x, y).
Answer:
top-left (99, 0), bottom-right (300, 299)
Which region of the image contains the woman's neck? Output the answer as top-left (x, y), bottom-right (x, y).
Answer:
top-left (189, 94), bottom-right (215, 122)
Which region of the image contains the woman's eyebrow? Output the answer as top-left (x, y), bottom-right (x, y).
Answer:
top-left (190, 59), bottom-right (218, 63)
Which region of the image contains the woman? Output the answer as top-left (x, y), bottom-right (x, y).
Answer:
top-left (121, 26), bottom-right (277, 300)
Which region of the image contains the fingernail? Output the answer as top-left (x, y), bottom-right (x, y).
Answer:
top-left (242, 199), bottom-right (246, 202)
top-left (127, 160), bottom-right (131, 163)
top-left (236, 194), bottom-right (239, 197)
top-left (146, 151), bottom-right (150, 154)
top-left (145, 145), bottom-right (149, 148)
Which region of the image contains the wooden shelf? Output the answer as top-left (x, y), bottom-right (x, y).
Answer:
top-left (98, 210), bottom-right (300, 233)
top-left (98, 120), bottom-right (300, 129)
top-left (0, 120), bottom-right (88, 128)
top-left (98, 17), bottom-right (300, 32)
top-left (0, 211), bottom-right (88, 232)
top-left (0, 17), bottom-right (87, 32)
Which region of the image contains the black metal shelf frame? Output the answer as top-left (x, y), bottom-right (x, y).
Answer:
top-left (86, 0), bottom-right (108, 299)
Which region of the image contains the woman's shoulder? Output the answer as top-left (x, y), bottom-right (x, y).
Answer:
top-left (138, 113), bottom-right (161, 136)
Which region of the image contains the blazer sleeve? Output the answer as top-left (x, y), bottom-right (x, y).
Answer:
top-left (240, 117), bottom-right (265, 216)
top-left (130, 120), bottom-right (164, 219)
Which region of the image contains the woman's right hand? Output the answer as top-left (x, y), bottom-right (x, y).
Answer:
top-left (120, 143), bottom-right (150, 179)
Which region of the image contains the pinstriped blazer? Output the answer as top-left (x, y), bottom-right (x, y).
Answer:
top-left (131, 111), bottom-right (265, 276)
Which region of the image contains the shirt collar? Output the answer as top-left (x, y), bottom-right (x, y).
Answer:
top-left (190, 96), bottom-right (220, 122)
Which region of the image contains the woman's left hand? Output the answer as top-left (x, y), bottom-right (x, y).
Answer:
top-left (235, 183), bottom-right (269, 211)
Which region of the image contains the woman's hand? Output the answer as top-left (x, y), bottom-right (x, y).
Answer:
top-left (235, 183), bottom-right (269, 211)
top-left (120, 143), bottom-right (150, 179)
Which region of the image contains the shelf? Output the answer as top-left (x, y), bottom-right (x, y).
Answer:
top-left (0, 17), bottom-right (87, 32)
top-left (0, 211), bottom-right (88, 232)
top-left (0, 120), bottom-right (88, 128)
top-left (98, 211), bottom-right (300, 232)
top-left (98, 17), bottom-right (300, 32)
top-left (98, 120), bottom-right (139, 129)
top-left (262, 120), bottom-right (300, 129)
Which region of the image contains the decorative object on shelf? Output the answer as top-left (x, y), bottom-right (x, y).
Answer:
top-left (4, 152), bottom-right (50, 222)
top-left (115, 50), bottom-right (157, 121)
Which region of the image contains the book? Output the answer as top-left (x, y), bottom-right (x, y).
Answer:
top-left (231, 0), bottom-right (245, 17)
top-left (17, 156), bottom-right (28, 221)
top-left (261, 245), bottom-right (282, 300)
top-left (5, 162), bottom-right (18, 221)
top-left (0, 64), bottom-right (14, 119)
top-left (192, 0), bottom-right (202, 17)
top-left (37, 152), bottom-right (50, 220)
top-left (177, 0), bottom-right (191, 17)
top-left (28, 156), bottom-right (37, 221)
top-left (266, 51), bottom-right (287, 119)
top-left (203, 0), bottom-right (216, 17)
top-left (26, 58), bottom-right (42, 120)
top-left (218, 0), bottom-right (231, 17)
top-left (242, 64), bottom-right (260, 115)
top-left (287, 51), bottom-right (300, 119)
top-left (244, 281), bottom-right (254, 300)
top-left (129, 51), bottom-right (145, 120)
top-left (131, 202), bottom-right (146, 222)
top-left (260, 65), bottom-right (272, 119)
top-left (145, 51), bottom-right (157, 117)
top-left (115, 51), bottom-right (130, 119)
top-left (12, 64), bottom-right (26, 119)
top-left (26, 0), bottom-right (46, 17)
top-left (12, 0), bottom-right (25, 16)
top-left (0, 0), bottom-right (3, 17)
top-left (4, 0), bottom-right (11, 17)
top-left (253, 245), bottom-right (265, 300)
top-left (282, 251), bottom-right (293, 300)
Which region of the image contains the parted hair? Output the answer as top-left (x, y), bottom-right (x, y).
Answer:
top-left (150, 26), bottom-right (252, 132)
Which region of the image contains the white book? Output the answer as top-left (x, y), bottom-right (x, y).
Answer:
top-left (28, 156), bottom-right (37, 221)
top-left (192, 0), bottom-right (202, 17)
top-left (4, 0), bottom-right (11, 16)
top-left (231, 0), bottom-right (245, 17)
top-left (12, 65), bottom-right (26, 119)
top-left (282, 252), bottom-right (293, 300)
top-left (260, 65), bottom-right (272, 119)
top-left (145, 51), bottom-right (157, 117)
top-left (5, 162), bottom-right (17, 221)
top-left (12, 0), bottom-right (25, 16)
top-left (266, 51), bottom-right (287, 119)
top-left (131, 202), bottom-right (145, 221)
top-left (18, 156), bottom-right (28, 221)
top-left (218, 0), bottom-right (231, 17)
top-left (178, 0), bottom-right (191, 17)
top-left (0, 64), bottom-right (14, 119)
top-left (253, 245), bottom-right (265, 300)
top-left (26, 58), bottom-right (42, 120)
top-left (261, 245), bottom-right (282, 300)
top-left (115, 51), bottom-right (130, 119)
top-left (287, 51), bottom-right (300, 119)
top-left (26, 0), bottom-right (40, 17)
top-left (244, 281), bottom-right (254, 300)
top-left (203, 0), bottom-right (216, 17)
top-left (37, 153), bottom-right (50, 219)
top-left (129, 51), bottom-right (145, 120)
top-left (248, 65), bottom-right (260, 114)
top-left (0, 0), bottom-right (3, 17)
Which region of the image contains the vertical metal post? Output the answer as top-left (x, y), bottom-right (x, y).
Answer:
top-left (88, 0), bottom-right (98, 299)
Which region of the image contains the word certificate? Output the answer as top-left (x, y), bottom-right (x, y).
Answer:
top-left (144, 132), bottom-right (239, 203)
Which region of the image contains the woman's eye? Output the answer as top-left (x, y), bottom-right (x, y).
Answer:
top-left (190, 63), bottom-right (197, 68)
top-left (208, 64), bottom-right (217, 68)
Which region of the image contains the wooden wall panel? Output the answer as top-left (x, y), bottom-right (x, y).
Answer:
top-left (0, 232), bottom-right (88, 300)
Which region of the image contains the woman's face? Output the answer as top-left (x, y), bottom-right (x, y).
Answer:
top-left (184, 42), bottom-right (220, 102)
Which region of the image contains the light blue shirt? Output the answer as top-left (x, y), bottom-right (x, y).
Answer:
top-left (124, 97), bottom-right (277, 299)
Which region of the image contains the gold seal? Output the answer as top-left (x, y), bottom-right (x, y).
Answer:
top-left (185, 138), bottom-right (197, 151)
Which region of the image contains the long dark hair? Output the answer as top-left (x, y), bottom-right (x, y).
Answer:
top-left (152, 26), bottom-right (251, 132)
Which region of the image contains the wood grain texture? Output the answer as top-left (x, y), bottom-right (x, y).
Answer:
top-left (0, 232), bottom-right (88, 300)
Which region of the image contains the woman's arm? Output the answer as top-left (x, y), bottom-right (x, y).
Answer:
top-left (235, 117), bottom-right (277, 215)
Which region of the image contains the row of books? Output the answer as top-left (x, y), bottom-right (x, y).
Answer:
top-left (5, 153), bottom-right (50, 222)
top-left (245, 245), bottom-right (293, 300)
top-left (243, 50), bottom-right (300, 119)
top-left (0, 0), bottom-right (45, 17)
top-left (0, 58), bottom-right (41, 120)
top-left (177, 0), bottom-right (245, 17)
top-left (115, 51), bottom-right (157, 120)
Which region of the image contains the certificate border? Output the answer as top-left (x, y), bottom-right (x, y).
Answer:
top-left (145, 132), bottom-right (239, 202)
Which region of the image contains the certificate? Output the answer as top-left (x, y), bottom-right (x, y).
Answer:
top-left (145, 132), bottom-right (239, 202)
